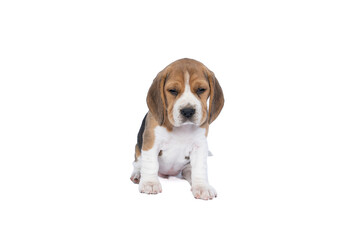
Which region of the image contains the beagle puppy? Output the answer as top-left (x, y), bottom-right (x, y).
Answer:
top-left (130, 58), bottom-right (224, 200)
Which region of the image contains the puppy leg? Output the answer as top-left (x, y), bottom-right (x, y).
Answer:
top-left (190, 141), bottom-right (217, 200)
top-left (130, 144), bottom-right (141, 184)
top-left (130, 161), bottom-right (141, 184)
top-left (181, 163), bottom-right (192, 185)
top-left (139, 148), bottom-right (162, 194)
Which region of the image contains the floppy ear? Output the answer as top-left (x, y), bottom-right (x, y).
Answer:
top-left (146, 71), bottom-right (167, 125)
top-left (207, 70), bottom-right (224, 124)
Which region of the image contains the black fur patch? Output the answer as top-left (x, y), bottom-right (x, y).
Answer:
top-left (137, 113), bottom-right (148, 151)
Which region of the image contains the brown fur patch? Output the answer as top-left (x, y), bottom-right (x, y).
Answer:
top-left (162, 114), bottom-right (174, 132)
top-left (147, 73), bottom-right (167, 125)
top-left (142, 112), bottom-right (160, 151)
top-left (164, 71), bottom-right (186, 126)
top-left (134, 144), bottom-right (141, 161)
top-left (205, 70), bottom-right (224, 124)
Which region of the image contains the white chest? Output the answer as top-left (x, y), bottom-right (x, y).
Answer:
top-left (154, 125), bottom-right (206, 176)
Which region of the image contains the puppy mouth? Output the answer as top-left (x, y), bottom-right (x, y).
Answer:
top-left (171, 117), bottom-right (197, 127)
top-left (179, 117), bottom-right (201, 126)
top-left (181, 120), bottom-right (196, 125)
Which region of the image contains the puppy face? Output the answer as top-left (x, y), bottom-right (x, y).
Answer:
top-left (147, 58), bottom-right (224, 128)
top-left (165, 70), bottom-right (209, 126)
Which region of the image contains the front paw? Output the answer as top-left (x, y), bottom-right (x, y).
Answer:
top-left (191, 184), bottom-right (217, 200)
top-left (139, 180), bottom-right (162, 194)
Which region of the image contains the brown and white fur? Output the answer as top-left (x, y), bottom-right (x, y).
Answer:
top-left (130, 58), bottom-right (224, 200)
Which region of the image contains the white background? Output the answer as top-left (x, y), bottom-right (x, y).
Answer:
top-left (0, 0), bottom-right (359, 239)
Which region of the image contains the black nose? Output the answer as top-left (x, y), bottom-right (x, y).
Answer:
top-left (180, 108), bottom-right (195, 118)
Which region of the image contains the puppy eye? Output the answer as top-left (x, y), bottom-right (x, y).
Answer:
top-left (168, 89), bottom-right (178, 96)
top-left (196, 88), bottom-right (206, 95)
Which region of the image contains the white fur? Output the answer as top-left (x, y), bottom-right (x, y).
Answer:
top-left (157, 125), bottom-right (204, 177)
top-left (139, 146), bottom-right (162, 194)
top-left (137, 124), bottom-right (216, 200)
top-left (172, 71), bottom-right (203, 127)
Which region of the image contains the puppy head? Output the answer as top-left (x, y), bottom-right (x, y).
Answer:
top-left (147, 58), bottom-right (224, 127)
